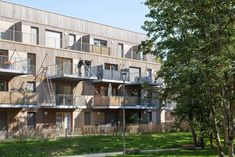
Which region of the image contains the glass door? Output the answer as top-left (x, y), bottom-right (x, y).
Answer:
top-left (64, 112), bottom-right (71, 134)
top-left (56, 112), bottom-right (63, 135)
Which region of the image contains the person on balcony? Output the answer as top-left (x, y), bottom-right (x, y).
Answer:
top-left (77, 59), bottom-right (84, 77)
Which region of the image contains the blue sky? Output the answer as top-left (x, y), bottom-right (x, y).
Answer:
top-left (5, 0), bottom-right (148, 33)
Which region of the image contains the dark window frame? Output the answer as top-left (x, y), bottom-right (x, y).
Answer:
top-left (27, 112), bottom-right (36, 128)
top-left (0, 80), bottom-right (8, 91)
top-left (94, 38), bottom-right (107, 47)
top-left (26, 81), bottom-right (36, 93)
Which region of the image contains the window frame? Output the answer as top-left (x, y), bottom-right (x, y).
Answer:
top-left (27, 112), bottom-right (36, 128)
top-left (0, 80), bottom-right (8, 91)
top-left (30, 27), bottom-right (39, 45)
top-left (26, 81), bottom-right (36, 93)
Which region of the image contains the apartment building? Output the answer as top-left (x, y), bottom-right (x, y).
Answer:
top-left (0, 1), bottom-right (174, 136)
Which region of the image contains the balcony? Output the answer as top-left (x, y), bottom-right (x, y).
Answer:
top-left (93, 96), bottom-right (158, 109)
top-left (42, 94), bottom-right (91, 108)
top-left (0, 92), bottom-right (38, 107)
top-left (0, 55), bottom-right (33, 77)
top-left (95, 66), bottom-right (130, 83)
top-left (47, 63), bottom-right (97, 82)
top-left (0, 28), bottom-right (111, 56)
top-left (0, 28), bottom-right (148, 61)
top-left (96, 70), bottom-right (123, 83)
top-left (129, 75), bottom-right (155, 85)
top-left (90, 45), bottom-right (110, 56)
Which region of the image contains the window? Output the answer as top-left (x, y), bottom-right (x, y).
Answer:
top-left (45, 30), bottom-right (62, 48)
top-left (27, 112), bottom-right (36, 128)
top-left (146, 112), bottom-right (152, 122)
top-left (94, 38), bottom-right (107, 46)
top-left (27, 53), bottom-right (36, 75)
top-left (0, 80), bottom-right (8, 91)
top-left (0, 50), bottom-right (8, 69)
top-left (118, 43), bottom-right (124, 58)
top-left (30, 27), bottom-right (39, 45)
top-left (129, 67), bottom-right (141, 82)
top-left (0, 32), bottom-right (3, 39)
top-left (26, 81), bottom-right (36, 93)
top-left (56, 57), bottom-right (72, 75)
top-left (84, 112), bottom-right (91, 125)
top-left (69, 34), bottom-right (76, 46)
top-left (147, 69), bottom-right (152, 77)
top-left (104, 63), bottom-right (118, 71)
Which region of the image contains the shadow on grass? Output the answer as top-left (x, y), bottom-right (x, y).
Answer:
top-left (0, 132), bottom-right (193, 157)
top-left (112, 149), bottom-right (217, 157)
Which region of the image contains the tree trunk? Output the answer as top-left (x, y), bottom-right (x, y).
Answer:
top-left (190, 124), bottom-right (198, 147)
top-left (227, 140), bottom-right (234, 157)
top-left (200, 132), bottom-right (204, 149)
top-left (210, 133), bottom-right (213, 148)
top-left (212, 106), bottom-right (225, 157)
top-left (214, 131), bottom-right (225, 157)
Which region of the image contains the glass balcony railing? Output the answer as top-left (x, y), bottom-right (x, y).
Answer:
top-left (0, 28), bottom-right (148, 61)
top-left (97, 69), bottom-right (127, 81)
top-left (47, 63), bottom-right (97, 79)
top-left (0, 29), bottom-right (111, 56)
top-left (0, 55), bottom-right (34, 74)
top-left (94, 96), bottom-right (159, 108)
top-left (55, 94), bottom-right (89, 107)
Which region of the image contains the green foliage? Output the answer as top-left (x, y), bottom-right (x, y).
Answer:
top-left (142, 0), bottom-right (235, 156)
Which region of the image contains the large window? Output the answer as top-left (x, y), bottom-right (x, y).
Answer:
top-left (104, 63), bottom-right (118, 71)
top-left (56, 57), bottom-right (72, 75)
top-left (118, 43), bottom-right (124, 58)
top-left (0, 80), bottom-right (8, 91)
top-left (27, 53), bottom-right (36, 75)
top-left (0, 50), bottom-right (8, 69)
top-left (84, 112), bottom-right (91, 125)
top-left (27, 112), bottom-right (36, 128)
top-left (146, 112), bottom-right (152, 122)
top-left (30, 27), bottom-right (39, 45)
top-left (45, 30), bottom-right (62, 48)
top-left (129, 67), bottom-right (141, 83)
top-left (69, 34), bottom-right (76, 46)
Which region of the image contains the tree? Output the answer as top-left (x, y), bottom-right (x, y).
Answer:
top-left (142, 0), bottom-right (235, 156)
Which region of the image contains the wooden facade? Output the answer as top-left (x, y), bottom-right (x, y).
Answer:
top-left (0, 1), bottom-right (173, 137)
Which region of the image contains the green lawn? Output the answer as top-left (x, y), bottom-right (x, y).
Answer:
top-left (0, 132), bottom-right (193, 157)
top-left (116, 149), bottom-right (217, 157)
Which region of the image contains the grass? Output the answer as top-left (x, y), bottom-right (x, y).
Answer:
top-left (0, 132), bottom-right (193, 157)
top-left (114, 149), bottom-right (217, 157)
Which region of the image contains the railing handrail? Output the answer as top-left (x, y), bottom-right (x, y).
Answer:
top-left (95, 96), bottom-right (140, 99)
top-left (56, 94), bottom-right (88, 97)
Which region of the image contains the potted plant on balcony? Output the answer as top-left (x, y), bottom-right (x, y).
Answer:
top-left (3, 60), bottom-right (12, 69)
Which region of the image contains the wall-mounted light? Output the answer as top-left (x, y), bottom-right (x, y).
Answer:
top-left (44, 111), bottom-right (48, 116)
